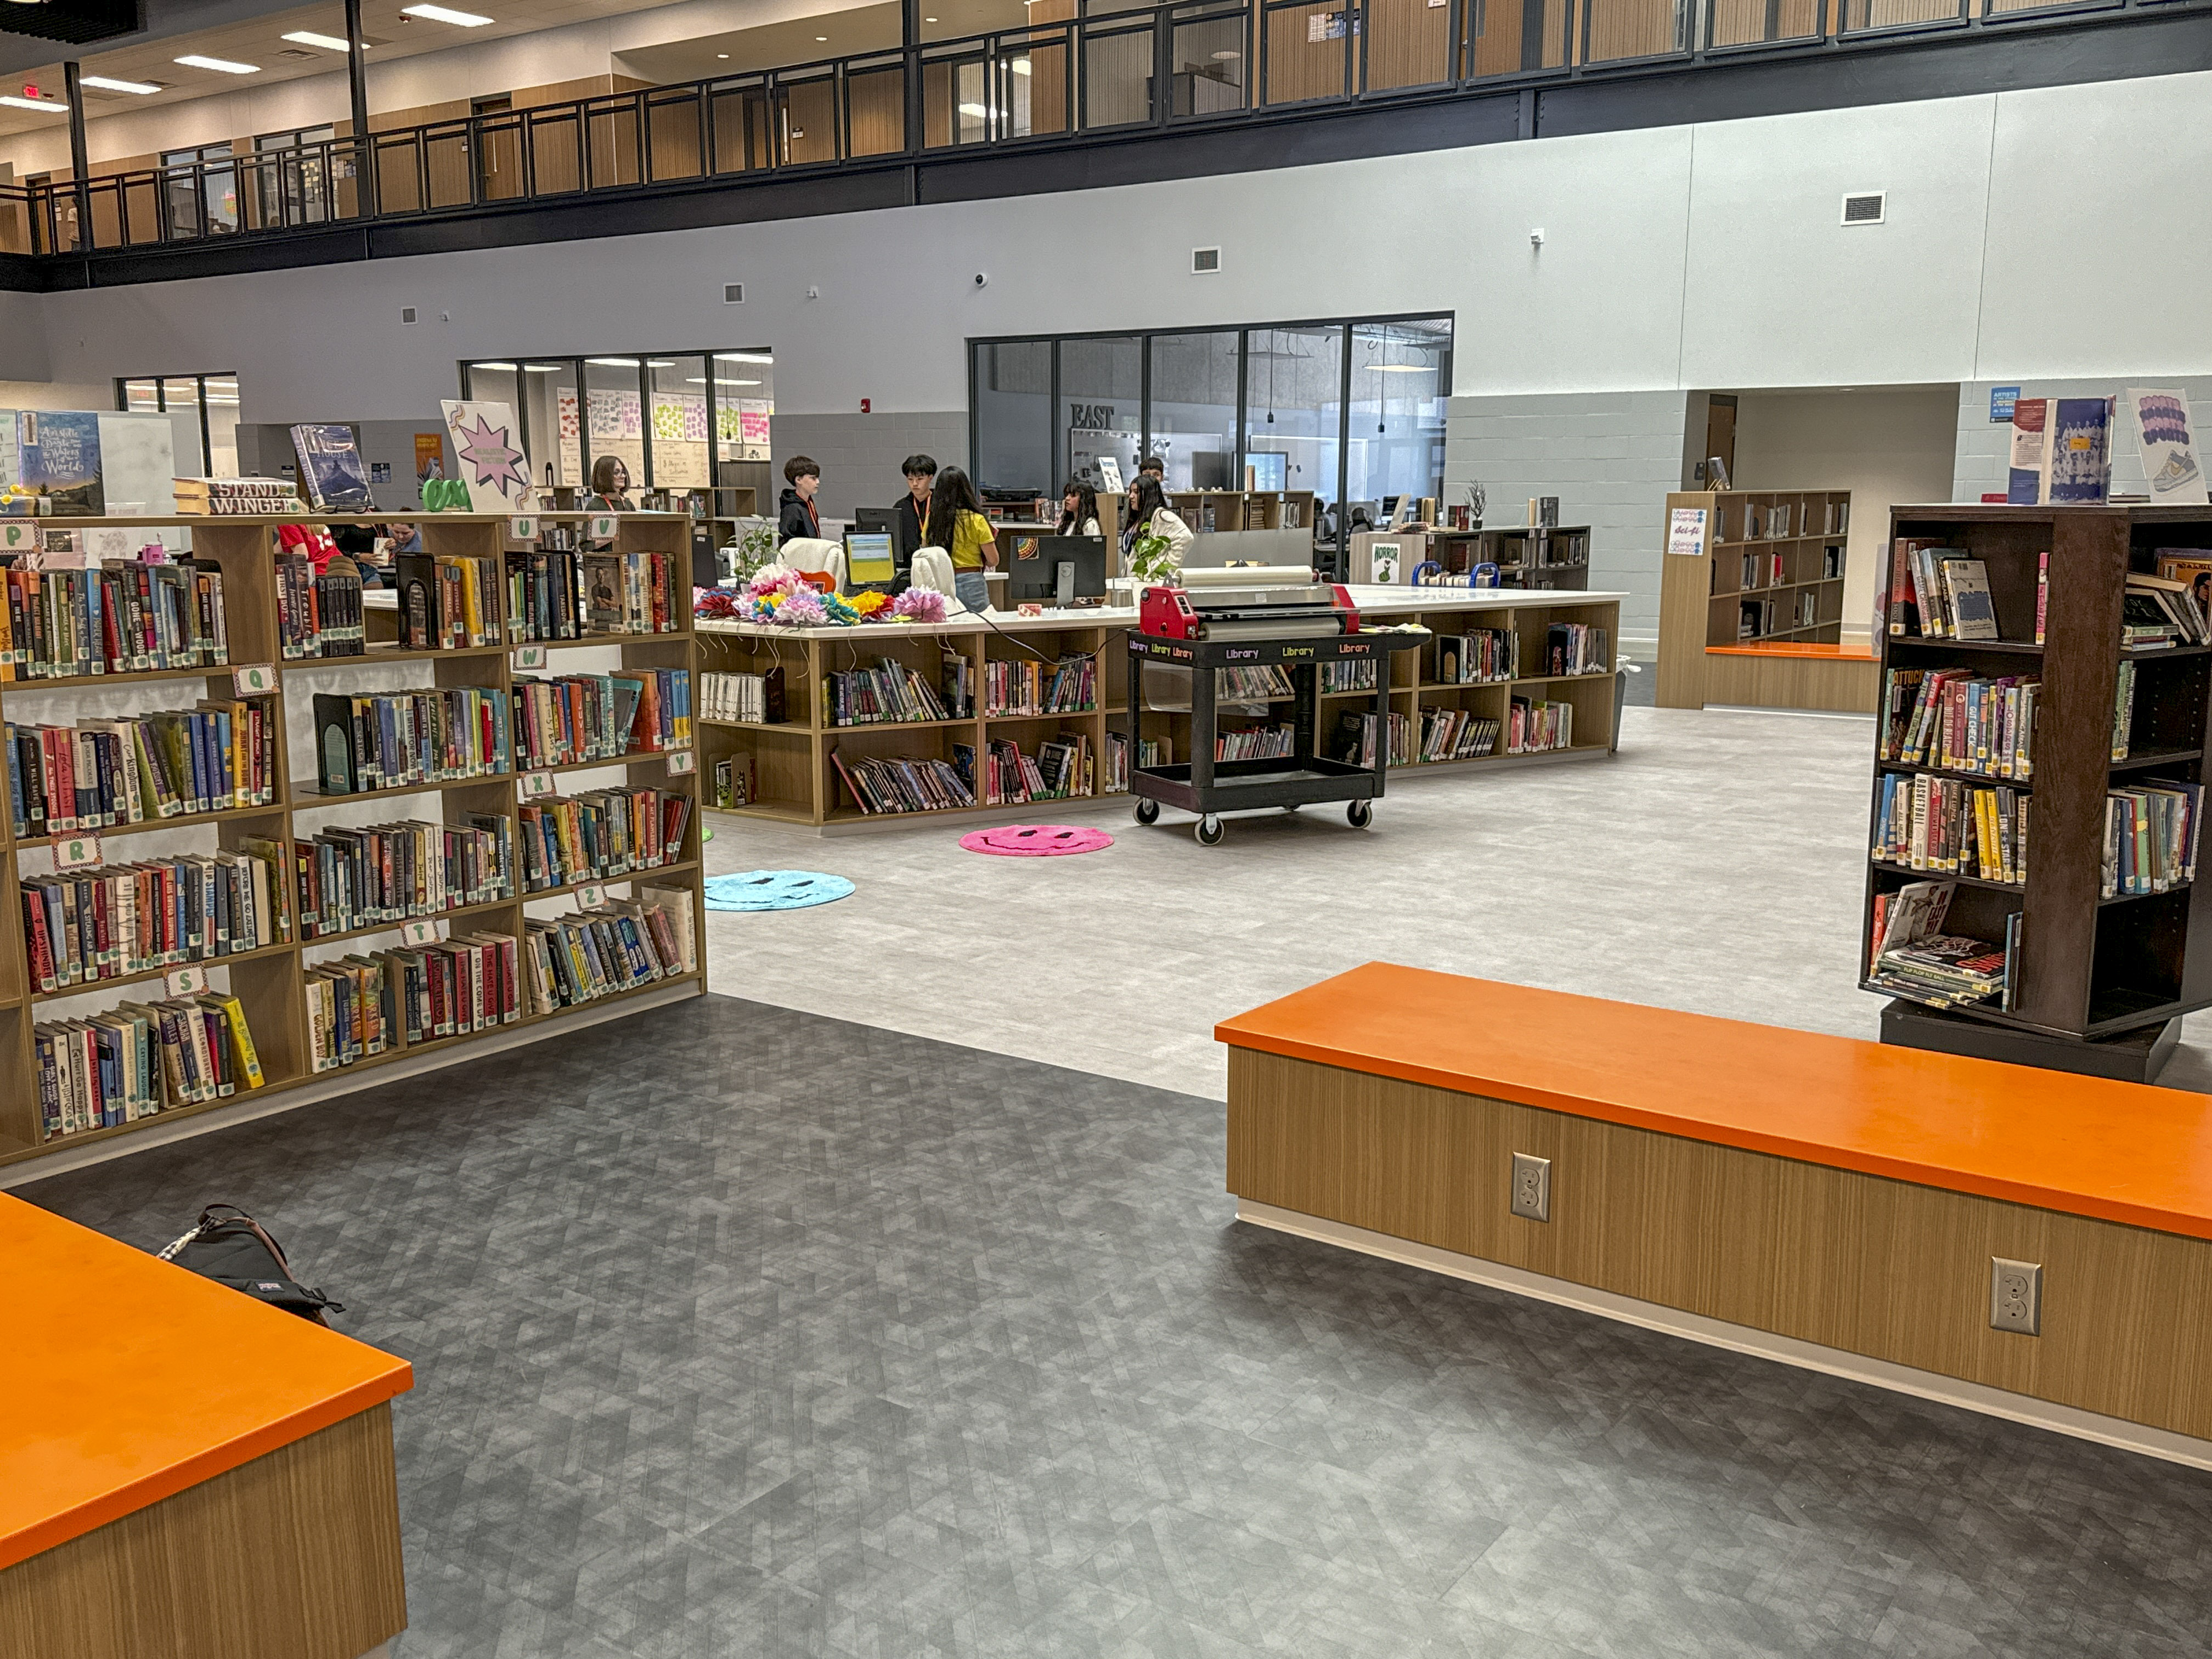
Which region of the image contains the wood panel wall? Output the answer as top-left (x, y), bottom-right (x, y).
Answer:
top-left (1226, 1049), bottom-right (2212, 1440)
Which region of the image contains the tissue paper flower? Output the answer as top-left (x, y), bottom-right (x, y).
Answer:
top-left (849, 590), bottom-right (890, 617)
top-left (774, 589), bottom-right (829, 627)
top-left (890, 587), bottom-right (947, 623)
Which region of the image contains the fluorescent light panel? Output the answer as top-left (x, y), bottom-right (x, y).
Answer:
top-left (401, 3), bottom-right (494, 24)
top-left (0, 95), bottom-right (67, 111)
top-left (174, 54), bottom-right (261, 74)
top-left (81, 75), bottom-right (161, 93)
top-left (281, 30), bottom-right (369, 49)
top-left (715, 352), bottom-right (772, 363)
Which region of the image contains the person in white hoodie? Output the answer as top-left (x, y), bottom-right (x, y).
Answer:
top-left (1121, 475), bottom-right (1192, 574)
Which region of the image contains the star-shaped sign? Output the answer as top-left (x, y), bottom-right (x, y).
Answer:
top-left (453, 411), bottom-right (528, 500)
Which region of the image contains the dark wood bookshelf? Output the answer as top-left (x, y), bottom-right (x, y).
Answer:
top-left (1863, 503), bottom-right (2212, 1082)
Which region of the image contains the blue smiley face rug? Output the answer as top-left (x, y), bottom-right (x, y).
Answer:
top-left (703, 871), bottom-right (856, 912)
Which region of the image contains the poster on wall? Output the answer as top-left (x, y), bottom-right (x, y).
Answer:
top-left (2128, 388), bottom-right (2209, 505)
top-left (415, 431), bottom-right (447, 483)
top-left (18, 410), bottom-right (105, 516)
top-left (440, 399), bottom-right (534, 513)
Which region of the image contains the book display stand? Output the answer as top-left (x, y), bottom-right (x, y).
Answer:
top-left (0, 511), bottom-right (706, 1169)
top-left (1863, 503), bottom-right (2212, 1082)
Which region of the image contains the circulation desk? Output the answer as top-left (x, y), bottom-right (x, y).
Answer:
top-left (0, 1195), bottom-right (413, 1659)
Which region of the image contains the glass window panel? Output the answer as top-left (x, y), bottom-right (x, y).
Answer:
top-left (202, 375), bottom-right (240, 477)
top-left (1347, 319), bottom-right (1451, 511)
top-left (583, 358), bottom-right (648, 498)
top-left (1706, 0), bottom-right (1821, 46)
top-left (1263, 2), bottom-right (1350, 104)
top-left (1839, 0), bottom-right (1965, 25)
top-left (1361, 0), bottom-right (1453, 89)
top-left (1581, 0), bottom-right (1685, 59)
top-left (1146, 331), bottom-right (1239, 491)
top-left (523, 361), bottom-right (581, 489)
top-left (1171, 12), bottom-right (1247, 115)
top-left (972, 340), bottom-right (1053, 498)
top-left (121, 379), bottom-right (159, 413)
top-left (1009, 33), bottom-right (1072, 137)
top-left (649, 354), bottom-right (712, 489)
top-left (1243, 324), bottom-right (1342, 518)
top-left (1058, 335), bottom-right (1142, 494)
top-left (713, 351), bottom-right (774, 472)
top-left (1083, 27), bottom-right (1154, 128)
top-left (1468, 0), bottom-right (1571, 76)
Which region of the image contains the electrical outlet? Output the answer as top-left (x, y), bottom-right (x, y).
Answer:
top-left (1989, 1257), bottom-right (2042, 1335)
top-left (1510, 1153), bottom-right (1550, 1222)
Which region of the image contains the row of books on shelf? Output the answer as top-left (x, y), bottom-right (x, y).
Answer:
top-left (508, 548), bottom-right (586, 644)
top-left (1105, 731), bottom-right (1166, 791)
top-left (1722, 498), bottom-right (1848, 541)
top-left (1542, 624), bottom-right (1610, 677)
top-left (0, 560), bottom-right (230, 681)
top-left (979, 735), bottom-right (1093, 803)
top-left (527, 891), bottom-right (696, 1009)
top-left (22, 848), bottom-right (287, 994)
top-left (1220, 665), bottom-right (1295, 702)
top-left (2124, 569), bottom-right (2212, 650)
top-left (1878, 669), bottom-right (2038, 780)
top-left (832, 752), bottom-right (975, 815)
top-left (822, 658), bottom-right (961, 726)
top-left (275, 556), bottom-right (366, 659)
top-left (511, 670), bottom-right (690, 768)
top-left (1872, 775), bottom-right (2029, 884)
top-left (519, 789), bottom-right (692, 891)
top-left (8, 699), bottom-right (278, 837)
top-left (2104, 782), bottom-right (2201, 899)
top-left (701, 668), bottom-right (786, 725)
top-left (988, 653), bottom-right (1096, 718)
top-left (1216, 725), bottom-right (1294, 763)
top-left (306, 935), bottom-right (519, 1071)
top-left (1435, 631), bottom-right (1514, 685)
top-left (1866, 879), bottom-right (2017, 1013)
top-left (1739, 590), bottom-right (1824, 638)
top-left (1420, 709), bottom-right (1501, 762)
top-left (1321, 660), bottom-right (1379, 692)
top-left (296, 819), bottom-right (512, 940)
top-left (1881, 544), bottom-right (2004, 641)
top-left (173, 477), bottom-right (302, 516)
top-left (1726, 546), bottom-right (1845, 594)
top-left (394, 549), bottom-right (684, 652)
top-left (36, 991), bottom-right (264, 1140)
top-left (1509, 696), bottom-right (1576, 754)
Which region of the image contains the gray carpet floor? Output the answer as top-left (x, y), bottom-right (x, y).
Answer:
top-left (25, 997), bottom-right (2212, 1658)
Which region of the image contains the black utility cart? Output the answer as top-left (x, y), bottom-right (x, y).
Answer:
top-left (1126, 625), bottom-right (1430, 845)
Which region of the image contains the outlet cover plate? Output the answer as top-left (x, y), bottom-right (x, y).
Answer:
top-left (1990, 1257), bottom-right (2042, 1335)
top-left (1510, 1153), bottom-right (1551, 1222)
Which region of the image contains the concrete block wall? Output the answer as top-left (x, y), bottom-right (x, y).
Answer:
top-left (1443, 391), bottom-right (1689, 654)
top-left (1952, 380), bottom-right (2212, 502)
top-left (771, 411), bottom-right (968, 521)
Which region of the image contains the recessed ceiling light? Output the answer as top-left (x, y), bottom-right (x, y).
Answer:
top-left (473, 361), bottom-right (520, 370)
top-left (1211, 49), bottom-right (1239, 59)
top-left (715, 352), bottom-right (773, 363)
top-left (0, 95), bottom-right (67, 111)
top-left (81, 75), bottom-right (161, 93)
top-left (815, 35), bottom-right (827, 41)
top-left (175, 54), bottom-right (261, 73)
top-left (924, 15), bottom-right (936, 20)
top-left (401, 3), bottom-right (493, 24)
top-left (282, 30), bottom-right (369, 49)
top-left (1009, 57), bottom-right (1031, 74)
top-left (716, 52), bottom-right (728, 57)
top-left (523, 364), bottom-right (564, 373)
top-left (585, 357), bottom-right (640, 366)
top-left (958, 102), bottom-right (989, 117)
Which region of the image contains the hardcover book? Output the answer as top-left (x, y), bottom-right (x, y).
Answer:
top-left (290, 424), bottom-right (374, 511)
top-left (16, 411), bottom-right (105, 516)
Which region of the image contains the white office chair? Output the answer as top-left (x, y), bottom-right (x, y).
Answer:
top-left (780, 537), bottom-right (844, 590)
top-left (907, 546), bottom-right (969, 613)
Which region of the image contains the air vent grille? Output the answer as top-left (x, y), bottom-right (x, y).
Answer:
top-left (1842, 192), bottom-right (1885, 225)
top-left (400, 307), bottom-right (417, 325)
top-left (1191, 247), bottom-right (1221, 274)
top-left (724, 283), bottom-right (744, 303)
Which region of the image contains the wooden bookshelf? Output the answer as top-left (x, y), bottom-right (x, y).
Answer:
top-left (0, 511), bottom-right (705, 1169)
top-left (696, 592), bottom-right (1623, 830)
top-left (1861, 503), bottom-right (2212, 1082)
top-left (1164, 489), bottom-right (1317, 535)
top-left (1352, 527), bottom-right (1592, 592)
top-left (1657, 489), bottom-right (1875, 712)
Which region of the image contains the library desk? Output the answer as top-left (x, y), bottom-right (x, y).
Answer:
top-left (1218, 966), bottom-right (2212, 1445)
top-left (0, 1195), bottom-right (413, 1659)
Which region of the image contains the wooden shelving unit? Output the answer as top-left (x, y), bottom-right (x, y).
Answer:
top-left (1164, 489), bottom-right (1317, 534)
top-left (0, 511), bottom-right (705, 1167)
top-left (1353, 526), bottom-right (1593, 592)
top-left (1861, 503), bottom-right (2212, 1082)
top-left (696, 597), bottom-right (1621, 830)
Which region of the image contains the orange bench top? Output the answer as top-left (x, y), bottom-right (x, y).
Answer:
top-left (1705, 641), bottom-right (1878, 660)
top-left (1215, 965), bottom-right (2212, 1242)
top-left (0, 1194), bottom-right (413, 1572)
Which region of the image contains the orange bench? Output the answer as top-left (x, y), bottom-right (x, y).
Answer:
top-left (1217, 965), bottom-right (2212, 1447)
top-left (0, 1194), bottom-right (413, 1659)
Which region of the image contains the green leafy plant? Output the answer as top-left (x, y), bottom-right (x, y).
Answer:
top-left (1127, 532), bottom-right (1178, 584)
top-left (729, 520), bottom-right (777, 582)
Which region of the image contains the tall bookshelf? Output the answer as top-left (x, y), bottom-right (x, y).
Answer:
top-left (0, 511), bottom-right (705, 1168)
top-left (696, 597), bottom-right (1621, 829)
top-left (1862, 503), bottom-right (2212, 1082)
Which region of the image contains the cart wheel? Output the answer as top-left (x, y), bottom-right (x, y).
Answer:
top-left (1195, 815), bottom-right (1225, 846)
top-left (1134, 798), bottom-right (1160, 825)
top-left (1347, 800), bottom-right (1373, 828)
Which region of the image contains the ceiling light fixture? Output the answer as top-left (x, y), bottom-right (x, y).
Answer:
top-left (174, 54), bottom-right (261, 74)
top-left (815, 34), bottom-right (827, 41)
top-left (0, 95), bottom-right (67, 111)
top-left (716, 51), bottom-right (728, 57)
top-left (1009, 57), bottom-right (1030, 74)
top-left (283, 30), bottom-right (369, 49)
top-left (473, 361), bottom-right (520, 370)
top-left (715, 352), bottom-right (773, 363)
top-left (401, 3), bottom-right (494, 25)
top-left (81, 75), bottom-right (161, 93)
top-left (585, 357), bottom-right (640, 366)
top-left (523, 364), bottom-right (563, 373)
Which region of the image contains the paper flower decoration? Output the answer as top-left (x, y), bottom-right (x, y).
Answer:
top-left (890, 588), bottom-right (947, 623)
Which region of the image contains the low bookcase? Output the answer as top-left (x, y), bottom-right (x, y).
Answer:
top-left (0, 511), bottom-right (706, 1169)
top-left (1863, 503), bottom-right (2212, 1082)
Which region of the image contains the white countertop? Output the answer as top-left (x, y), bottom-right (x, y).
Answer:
top-left (696, 584), bottom-right (1625, 640)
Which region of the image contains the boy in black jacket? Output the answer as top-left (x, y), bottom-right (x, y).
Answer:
top-left (777, 455), bottom-right (822, 546)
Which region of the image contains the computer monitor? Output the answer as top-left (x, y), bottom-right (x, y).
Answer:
top-left (1003, 534), bottom-right (1107, 606)
top-left (854, 505), bottom-right (898, 538)
top-left (844, 532), bottom-right (898, 591)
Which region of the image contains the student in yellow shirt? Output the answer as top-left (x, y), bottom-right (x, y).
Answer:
top-left (926, 465), bottom-right (998, 612)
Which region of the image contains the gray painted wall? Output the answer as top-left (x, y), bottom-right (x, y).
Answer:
top-left (772, 411), bottom-right (968, 520)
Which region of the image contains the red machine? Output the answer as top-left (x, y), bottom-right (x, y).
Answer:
top-left (1139, 569), bottom-right (1360, 641)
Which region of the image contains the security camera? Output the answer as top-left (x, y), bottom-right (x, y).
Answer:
top-left (973, 272), bottom-right (989, 288)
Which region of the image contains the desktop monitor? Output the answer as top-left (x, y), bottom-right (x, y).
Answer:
top-left (844, 531), bottom-right (898, 591)
top-left (1004, 534), bottom-right (1107, 606)
top-left (854, 505), bottom-right (898, 538)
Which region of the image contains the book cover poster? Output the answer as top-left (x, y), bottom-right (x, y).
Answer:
top-left (441, 399), bottom-right (533, 513)
top-left (2129, 387), bottom-right (2209, 505)
top-left (16, 410), bottom-right (105, 516)
top-left (2006, 398), bottom-right (2049, 504)
top-left (290, 423), bottom-right (374, 511)
top-left (2047, 397), bottom-right (2114, 504)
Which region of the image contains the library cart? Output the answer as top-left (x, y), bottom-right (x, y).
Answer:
top-left (1126, 625), bottom-right (1429, 845)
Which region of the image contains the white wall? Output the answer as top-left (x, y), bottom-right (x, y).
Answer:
top-left (1730, 385), bottom-right (1959, 642)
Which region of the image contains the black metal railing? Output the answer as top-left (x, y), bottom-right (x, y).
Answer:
top-left (1, 0), bottom-right (2166, 257)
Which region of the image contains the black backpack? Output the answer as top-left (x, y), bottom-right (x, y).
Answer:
top-left (156, 1204), bottom-right (345, 1326)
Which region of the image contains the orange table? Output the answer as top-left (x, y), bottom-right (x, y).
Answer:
top-left (1218, 966), bottom-right (2212, 1443)
top-left (0, 1194), bottom-right (413, 1659)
